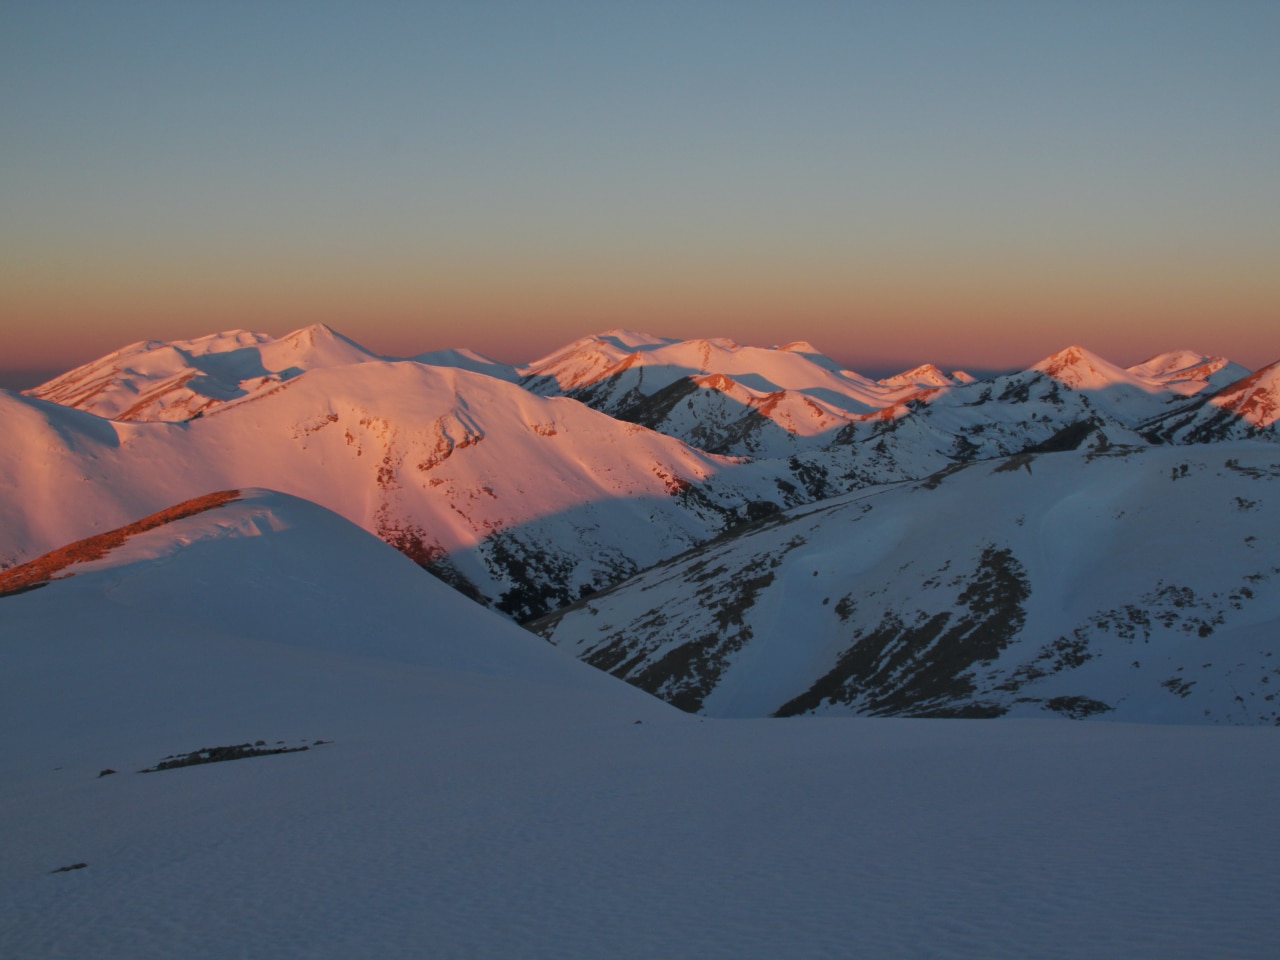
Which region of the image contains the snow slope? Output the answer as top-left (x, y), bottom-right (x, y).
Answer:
top-left (25, 324), bottom-right (520, 421)
top-left (519, 333), bottom-right (1274, 461)
top-left (535, 443), bottom-right (1280, 723)
top-left (1127, 349), bottom-right (1251, 395)
top-left (10, 327), bottom-right (1277, 623)
top-left (26, 324), bottom-right (379, 421)
top-left (519, 330), bottom-right (961, 455)
top-left (3, 491), bottom-right (1278, 959)
top-left (0, 363), bottom-right (799, 619)
top-left (1144, 360), bottom-right (1280, 443)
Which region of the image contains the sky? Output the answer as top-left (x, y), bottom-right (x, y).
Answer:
top-left (2, 1), bottom-right (1277, 381)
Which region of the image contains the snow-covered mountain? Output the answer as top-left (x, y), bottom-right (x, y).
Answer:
top-left (824, 345), bottom-right (1276, 476)
top-left (9, 328), bottom-right (1277, 625)
top-left (6, 488), bottom-right (1278, 958)
top-left (520, 334), bottom-right (1276, 464)
top-left (0, 487), bottom-right (670, 704)
top-left (519, 330), bottom-right (967, 456)
top-left (26, 324), bottom-right (379, 421)
top-left (0, 362), bottom-right (806, 620)
top-left (1126, 349), bottom-right (1251, 395)
top-left (1143, 360), bottom-right (1280, 443)
top-left (25, 324), bottom-right (518, 422)
top-left (533, 443), bottom-right (1280, 723)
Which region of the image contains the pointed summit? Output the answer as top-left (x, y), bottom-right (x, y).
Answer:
top-left (277, 323), bottom-right (376, 356)
top-left (1031, 345), bottom-right (1139, 390)
top-left (880, 363), bottom-right (955, 388)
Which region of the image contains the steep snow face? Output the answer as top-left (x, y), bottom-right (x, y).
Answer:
top-left (26, 324), bottom-right (381, 421)
top-left (535, 444), bottom-right (1280, 724)
top-left (5, 493), bottom-right (1279, 959)
top-left (0, 364), bottom-right (798, 620)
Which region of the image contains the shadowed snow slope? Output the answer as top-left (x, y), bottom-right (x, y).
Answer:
top-left (2, 489), bottom-right (1278, 960)
top-left (0, 488), bottom-right (671, 709)
top-left (535, 444), bottom-right (1280, 723)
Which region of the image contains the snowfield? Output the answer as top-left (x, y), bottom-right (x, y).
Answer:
top-left (2, 491), bottom-right (1279, 959)
top-left (536, 443), bottom-right (1280, 722)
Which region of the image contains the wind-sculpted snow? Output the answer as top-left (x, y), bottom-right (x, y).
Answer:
top-left (4, 491), bottom-right (1279, 958)
top-left (534, 444), bottom-right (1280, 723)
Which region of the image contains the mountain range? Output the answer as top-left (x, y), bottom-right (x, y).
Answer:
top-left (5, 324), bottom-right (1278, 715)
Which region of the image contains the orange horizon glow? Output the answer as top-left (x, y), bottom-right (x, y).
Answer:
top-left (3, 245), bottom-right (1276, 376)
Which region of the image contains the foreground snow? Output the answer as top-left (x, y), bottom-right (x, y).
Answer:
top-left (2, 492), bottom-right (1278, 958)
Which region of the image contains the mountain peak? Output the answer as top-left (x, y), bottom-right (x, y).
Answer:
top-left (693, 372), bottom-right (739, 393)
top-left (279, 323), bottom-right (372, 354)
top-left (880, 363), bottom-right (954, 388)
top-left (1031, 345), bottom-right (1135, 389)
top-left (1210, 359), bottom-right (1280, 427)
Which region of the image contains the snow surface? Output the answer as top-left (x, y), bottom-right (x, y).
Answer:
top-left (26, 324), bottom-right (380, 422)
top-left (3, 491), bottom-right (1278, 959)
top-left (541, 443), bottom-right (1280, 723)
top-left (520, 329), bottom-right (931, 418)
top-left (0, 363), bottom-right (792, 615)
top-left (1210, 360), bottom-right (1280, 428)
top-left (519, 331), bottom-right (1274, 459)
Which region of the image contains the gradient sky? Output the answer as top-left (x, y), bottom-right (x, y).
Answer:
top-left (2, 1), bottom-right (1277, 378)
